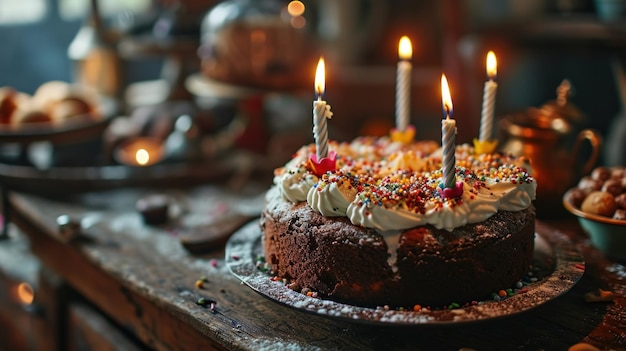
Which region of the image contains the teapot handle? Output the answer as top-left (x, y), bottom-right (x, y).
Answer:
top-left (572, 129), bottom-right (602, 175)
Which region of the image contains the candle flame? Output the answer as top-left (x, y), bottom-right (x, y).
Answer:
top-left (486, 51), bottom-right (497, 79)
top-left (441, 74), bottom-right (453, 117)
top-left (136, 149), bottom-right (150, 166)
top-left (315, 57), bottom-right (325, 97)
top-left (398, 36), bottom-right (412, 60)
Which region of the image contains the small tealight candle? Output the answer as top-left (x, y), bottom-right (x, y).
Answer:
top-left (115, 137), bottom-right (165, 167)
top-left (479, 51), bottom-right (498, 142)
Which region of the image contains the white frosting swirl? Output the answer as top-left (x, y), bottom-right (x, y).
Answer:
top-left (491, 182), bottom-right (536, 211)
top-left (278, 166), bottom-right (317, 203)
top-left (346, 202), bottom-right (431, 231)
top-left (273, 139), bottom-right (536, 232)
top-left (307, 179), bottom-right (357, 217)
top-left (347, 182), bottom-right (503, 231)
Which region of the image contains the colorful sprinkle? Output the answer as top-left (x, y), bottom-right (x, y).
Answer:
top-left (448, 302), bottom-right (460, 309)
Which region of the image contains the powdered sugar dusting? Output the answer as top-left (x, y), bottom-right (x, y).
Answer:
top-left (252, 339), bottom-right (320, 351)
top-left (607, 264), bottom-right (626, 280)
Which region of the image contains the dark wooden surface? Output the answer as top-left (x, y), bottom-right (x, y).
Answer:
top-left (4, 185), bottom-right (626, 351)
top-left (0, 228), bottom-right (41, 351)
top-left (68, 301), bottom-right (145, 351)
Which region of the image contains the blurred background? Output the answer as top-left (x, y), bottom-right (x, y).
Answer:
top-left (0, 0), bottom-right (624, 165)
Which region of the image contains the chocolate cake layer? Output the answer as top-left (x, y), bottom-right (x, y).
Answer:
top-left (260, 187), bottom-right (535, 308)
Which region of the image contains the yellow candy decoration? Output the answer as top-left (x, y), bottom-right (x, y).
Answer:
top-left (473, 138), bottom-right (498, 155)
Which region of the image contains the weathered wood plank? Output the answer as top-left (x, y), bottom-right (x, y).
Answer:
top-left (0, 227), bottom-right (41, 351)
top-left (68, 301), bottom-right (143, 351)
top-left (7, 189), bottom-right (626, 351)
top-left (36, 268), bottom-right (70, 351)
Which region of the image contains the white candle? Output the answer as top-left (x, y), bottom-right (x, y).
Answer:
top-left (313, 58), bottom-right (332, 160)
top-left (396, 36), bottom-right (412, 132)
top-left (479, 51), bottom-right (498, 141)
top-left (441, 74), bottom-right (456, 189)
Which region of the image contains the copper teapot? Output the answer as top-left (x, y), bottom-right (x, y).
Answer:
top-left (500, 80), bottom-right (602, 217)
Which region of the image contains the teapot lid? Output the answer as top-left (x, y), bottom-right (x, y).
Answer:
top-left (504, 79), bottom-right (584, 135)
top-left (536, 79), bottom-right (585, 128)
top-left (501, 80), bottom-right (588, 139)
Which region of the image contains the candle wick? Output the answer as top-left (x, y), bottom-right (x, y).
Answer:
top-left (443, 105), bottom-right (451, 118)
top-left (316, 92), bottom-right (323, 101)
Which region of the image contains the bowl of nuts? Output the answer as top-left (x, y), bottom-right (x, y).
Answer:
top-left (563, 166), bottom-right (626, 260)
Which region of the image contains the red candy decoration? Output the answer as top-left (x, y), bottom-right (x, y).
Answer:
top-left (438, 181), bottom-right (464, 199)
top-left (309, 151), bottom-right (337, 177)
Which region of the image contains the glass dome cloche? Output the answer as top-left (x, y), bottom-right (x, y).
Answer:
top-left (198, 0), bottom-right (318, 91)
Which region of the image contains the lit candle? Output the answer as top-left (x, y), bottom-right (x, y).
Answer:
top-left (479, 51), bottom-right (498, 141)
top-left (313, 57), bottom-right (333, 160)
top-left (396, 36), bottom-right (412, 132)
top-left (115, 137), bottom-right (165, 167)
top-left (441, 74), bottom-right (456, 189)
top-left (136, 149), bottom-right (150, 166)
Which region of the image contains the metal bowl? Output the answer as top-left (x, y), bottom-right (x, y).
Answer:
top-left (563, 189), bottom-right (626, 260)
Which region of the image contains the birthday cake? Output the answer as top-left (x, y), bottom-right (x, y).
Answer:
top-left (259, 137), bottom-right (537, 308)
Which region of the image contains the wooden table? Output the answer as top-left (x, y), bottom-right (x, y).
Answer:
top-left (3, 185), bottom-right (626, 351)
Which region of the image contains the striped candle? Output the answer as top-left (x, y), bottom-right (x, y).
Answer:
top-left (313, 99), bottom-right (329, 159)
top-left (395, 36), bottom-right (412, 132)
top-left (313, 58), bottom-right (332, 160)
top-left (479, 51), bottom-right (498, 141)
top-left (441, 74), bottom-right (456, 189)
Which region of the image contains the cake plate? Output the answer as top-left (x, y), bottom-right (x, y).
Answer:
top-left (225, 221), bottom-right (585, 325)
